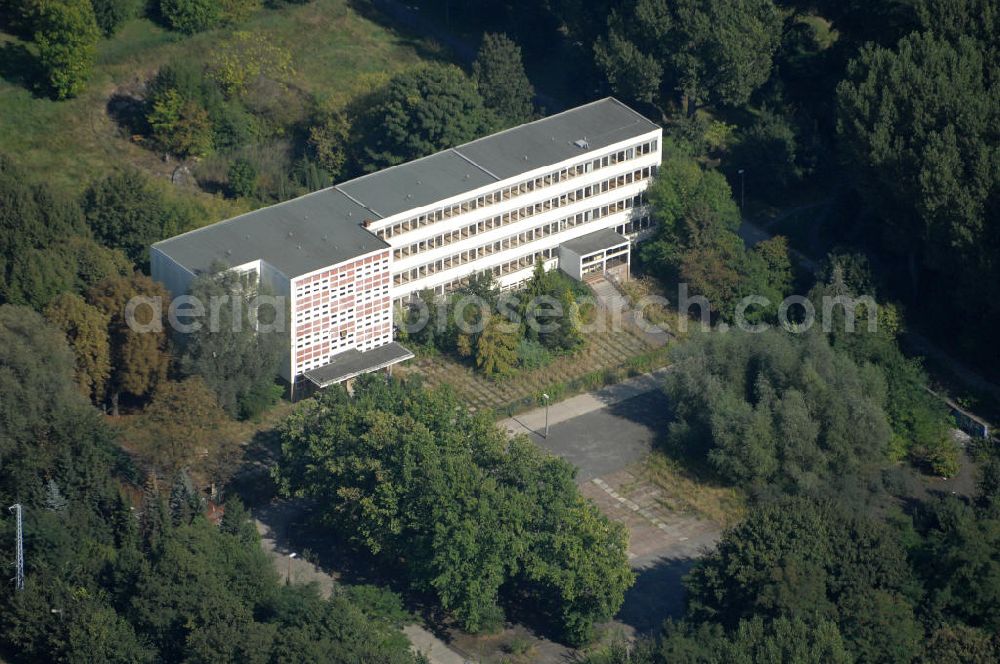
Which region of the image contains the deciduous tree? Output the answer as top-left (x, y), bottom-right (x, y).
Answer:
top-left (88, 272), bottom-right (171, 414)
top-left (128, 377), bottom-right (241, 488)
top-left (594, 0), bottom-right (783, 116)
top-left (44, 292), bottom-right (111, 403)
top-left (178, 268), bottom-right (284, 420)
top-left (32, 0), bottom-right (100, 99)
top-left (82, 169), bottom-right (185, 267)
top-left (354, 64), bottom-right (499, 171)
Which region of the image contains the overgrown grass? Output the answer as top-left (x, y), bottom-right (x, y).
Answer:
top-left (639, 452), bottom-right (745, 527)
top-left (0, 0), bottom-right (439, 222)
top-left (399, 323), bottom-right (669, 415)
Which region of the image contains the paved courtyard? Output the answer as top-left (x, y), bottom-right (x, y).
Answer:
top-left (504, 372), bottom-right (723, 638)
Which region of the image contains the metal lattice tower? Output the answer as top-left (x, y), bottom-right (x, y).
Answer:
top-left (9, 504), bottom-right (23, 591)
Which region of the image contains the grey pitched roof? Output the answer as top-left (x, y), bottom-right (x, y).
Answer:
top-left (153, 98), bottom-right (659, 279)
top-left (561, 228), bottom-right (630, 256)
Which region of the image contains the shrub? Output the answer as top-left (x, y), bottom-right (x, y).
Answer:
top-left (91, 0), bottom-right (139, 36)
top-left (33, 0), bottom-right (100, 99)
top-left (159, 0), bottom-right (220, 34)
top-left (516, 339), bottom-right (551, 370)
top-left (227, 157), bottom-right (258, 198)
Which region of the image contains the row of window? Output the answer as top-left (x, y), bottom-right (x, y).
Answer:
top-left (295, 321), bottom-right (392, 373)
top-left (373, 139), bottom-right (659, 241)
top-left (294, 258), bottom-right (389, 298)
top-left (393, 193), bottom-right (647, 287)
top-left (392, 165), bottom-right (655, 261)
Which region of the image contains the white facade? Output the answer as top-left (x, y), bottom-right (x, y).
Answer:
top-left (151, 98), bottom-right (663, 393)
top-left (368, 131), bottom-right (662, 301)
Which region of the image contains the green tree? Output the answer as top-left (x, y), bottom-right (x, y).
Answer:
top-left (0, 305), bottom-right (120, 503)
top-left (664, 329), bottom-right (892, 493)
top-left (158, 0), bottom-right (220, 34)
top-left (731, 109), bottom-right (808, 202)
top-left (90, 0), bottom-right (139, 36)
top-left (354, 64), bottom-right (499, 171)
top-left (595, 0), bottom-right (783, 116)
top-left (273, 377), bottom-right (633, 643)
top-left (0, 154), bottom-right (101, 309)
top-left (179, 268), bottom-right (284, 419)
top-left (921, 623), bottom-right (1000, 664)
top-left (685, 498), bottom-right (921, 663)
top-left (307, 107), bottom-right (351, 179)
top-left (146, 87), bottom-right (214, 157)
top-left (472, 33), bottom-right (535, 124)
top-left (640, 150), bottom-right (795, 322)
top-left (128, 377), bottom-right (241, 489)
top-left (31, 0), bottom-right (100, 99)
top-left (836, 31), bottom-right (999, 316)
top-left (207, 30), bottom-right (293, 98)
top-left (915, 495), bottom-right (1000, 632)
top-left (475, 314), bottom-right (519, 377)
top-left (227, 157), bottom-right (257, 198)
top-left (82, 168), bottom-right (185, 267)
top-left (43, 292), bottom-right (111, 403)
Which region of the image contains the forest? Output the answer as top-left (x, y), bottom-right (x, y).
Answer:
top-left (1, 0), bottom-right (998, 662)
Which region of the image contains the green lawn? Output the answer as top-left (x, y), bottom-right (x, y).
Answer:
top-left (0, 0), bottom-right (440, 217)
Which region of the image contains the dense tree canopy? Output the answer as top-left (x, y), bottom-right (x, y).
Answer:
top-left (91, 0), bottom-right (140, 36)
top-left (82, 168), bottom-right (187, 267)
top-left (178, 268), bottom-right (284, 420)
top-left (472, 32), bottom-right (535, 124)
top-left (836, 29), bottom-right (1000, 365)
top-left (639, 150), bottom-right (792, 323)
top-left (43, 292), bottom-right (111, 403)
top-left (595, 0), bottom-right (783, 116)
top-left (88, 272), bottom-right (171, 413)
top-left (353, 64), bottom-right (499, 171)
top-left (0, 155), bottom-right (130, 309)
top-left (664, 328), bottom-right (894, 496)
top-left (31, 0), bottom-right (100, 99)
top-left (273, 376), bottom-right (633, 644)
top-left (0, 303), bottom-right (419, 663)
top-left (126, 377), bottom-right (241, 489)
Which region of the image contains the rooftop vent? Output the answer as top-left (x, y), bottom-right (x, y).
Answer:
top-left (574, 138), bottom-right (589, 149)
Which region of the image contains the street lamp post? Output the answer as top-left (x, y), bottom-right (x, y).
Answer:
top-left (542, 393), bottom-right (550, 438)
top-left (286, 552), bottom-right (297, 585)
top-left (737, 169), bottom-right (746, 213)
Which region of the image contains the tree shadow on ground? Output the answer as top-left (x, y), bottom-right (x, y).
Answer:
top-left (345, 0), bottom-right (465, 64)
top-left (0, 41), bottom-right (41, 93)
top-left (617, 556), bottom-right (699, 633)
top-left (106, 93), bottom-right (148, 137)
top-left (604, 388), bottom-right (674, 432)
